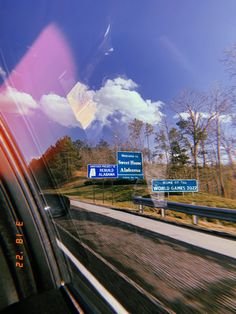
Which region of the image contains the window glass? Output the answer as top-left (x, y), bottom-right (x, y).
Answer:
top-left (1, 1), bottom-right (236, 312)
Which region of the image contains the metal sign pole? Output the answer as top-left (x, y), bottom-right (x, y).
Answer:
top-left (93, 181), bottom-right (95, 203)
top-left (103, 179), bottom-right (105, 204)
top-left (112, 180), bottom-right (114, 205)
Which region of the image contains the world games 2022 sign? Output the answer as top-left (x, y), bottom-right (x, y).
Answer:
top-left (152, 179), bottom-right (198, 193)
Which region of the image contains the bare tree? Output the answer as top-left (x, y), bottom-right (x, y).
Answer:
top-left (222, 133), bottom-right (236, 174)
top-left (208, 86), bottom-right (233, 197)
top-left (172, 89), bottom-right (217, 180)
top-left (128, 118), bottom-right (144, 150)
top-left (144, 123), bottom-right (154, 162)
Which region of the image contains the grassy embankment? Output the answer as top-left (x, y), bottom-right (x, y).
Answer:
top-left (55, 176), bottom-right (236, 208)
top-left (49, 176), bottom-right (236, 234)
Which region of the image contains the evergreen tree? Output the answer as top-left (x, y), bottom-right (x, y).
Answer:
top-left (30, 136), bottom-right (82, 186)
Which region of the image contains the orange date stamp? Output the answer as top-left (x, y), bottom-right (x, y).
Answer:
top-left (15, 220), bottom-right (24, 268)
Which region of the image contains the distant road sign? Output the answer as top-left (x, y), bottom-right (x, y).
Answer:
top-left (117, 151), bottom-right (143, 179)
top-left (87, 164), bottom-right (118, 179)
top-left (152, 179), bottom-right (198, 193)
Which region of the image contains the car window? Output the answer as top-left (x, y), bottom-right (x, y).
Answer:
top-left (1, 1), bottom-right (236, 313)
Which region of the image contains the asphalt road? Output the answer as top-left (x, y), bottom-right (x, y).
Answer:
top-left (55, 204), bottom-right (236, 313)
top-left (70, 200), bottom-right (236, 259)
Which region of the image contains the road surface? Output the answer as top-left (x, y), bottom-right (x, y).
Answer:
top-left (55, 201), bottom-right (236, 313)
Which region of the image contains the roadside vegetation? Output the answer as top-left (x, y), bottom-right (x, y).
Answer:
top-left (54, 176), bottom-right (236, 210)
top-left (48, 176), bottom-right (236, 235)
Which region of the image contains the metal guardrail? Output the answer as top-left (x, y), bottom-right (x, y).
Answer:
top-left (133, 196), bottom-right (236, 224)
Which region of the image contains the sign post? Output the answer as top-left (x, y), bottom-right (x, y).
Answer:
top-left (102, 179), bottom-right (105, 204)
top-left (111, 180), bottom-right (114, 205)
top-left (88, 164), bottom-right (118, 204)
top-left (93, 182), bottom-right (95, 203)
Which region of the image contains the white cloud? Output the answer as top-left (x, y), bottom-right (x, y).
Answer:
top-left (66, 77), bottom-right (163, 129)
top-left (38, 76), bottom-right (164, 129)
top-left (174, 112), bottom-right (233, 123)
top-left (40, 93), bottom-right (79, 127)
top-left (174, 112), bottom-right (210, 120)
top-left (93, 77), bottom-right (163, 125)
top-left (108, 77), bottom-right (138, 90)
top-left (0, 77), bottom-right (164, 131)
top-left (0, 87), bottom-right (38, 115)
top-left (174, 112), bottom-right (189, 120)
top-left (219, 114), bottom-right (233, 123)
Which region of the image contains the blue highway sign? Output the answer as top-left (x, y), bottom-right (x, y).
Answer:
top-left (88, 164), bottom-right (118, 179)
top-left (117, 151), bottom-right (143, 179)
top-left (152, 179), bottom-right (198, 193)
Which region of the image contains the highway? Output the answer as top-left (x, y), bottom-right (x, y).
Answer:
top-left (55, 201), bottom-right (236, 313)
top-left (70, 200), bottom-right (236, 259)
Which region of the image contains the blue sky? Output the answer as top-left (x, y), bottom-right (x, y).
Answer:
top-left (57, 0), bottom-right (236, 100)
top-left (1, 0), bottom-right (236, 159)
top-left (2, 0), bottom-right (236, 98)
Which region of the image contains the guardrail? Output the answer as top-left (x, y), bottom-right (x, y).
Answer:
top-left (133, 196), bottom-right (236, 225)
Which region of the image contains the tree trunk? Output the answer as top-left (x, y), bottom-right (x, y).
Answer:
top-left (146, 134), bottom-right (151, 162)
top-left (216, 115), bottom-right (226, 197)
top-left (193, 143), bottom-right (199, 180)
top-left (201, 141), bottom-right (210, 193)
